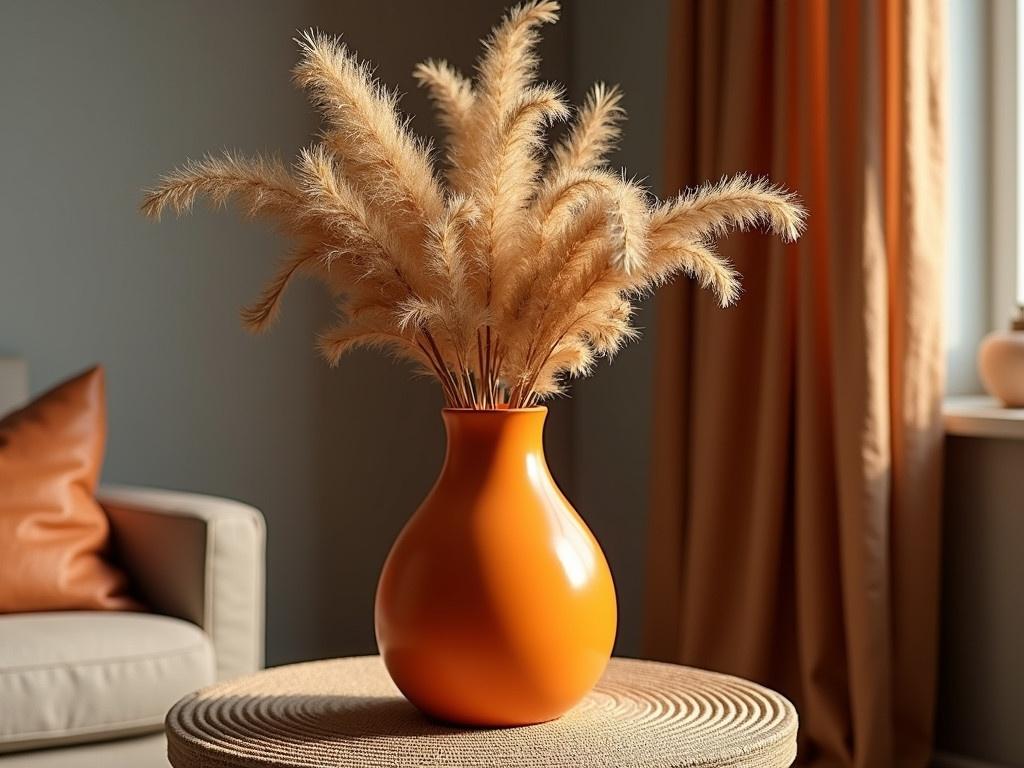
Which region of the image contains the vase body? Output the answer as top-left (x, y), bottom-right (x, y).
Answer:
top-left (374, 407), bottom-right (617, 726)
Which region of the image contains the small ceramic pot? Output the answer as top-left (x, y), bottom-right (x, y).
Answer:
top-left (978, 307), bottom-right (1024, 407)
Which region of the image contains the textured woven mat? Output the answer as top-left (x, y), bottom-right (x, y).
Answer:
top-left (166, 655), bottom-right (797, 768)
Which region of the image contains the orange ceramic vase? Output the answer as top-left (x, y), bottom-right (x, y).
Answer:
top-left (374, 407), bottom-right (617, 726)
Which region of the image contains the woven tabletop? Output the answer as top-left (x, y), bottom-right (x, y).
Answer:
top-left (166, 655), bottom-right (797, 768)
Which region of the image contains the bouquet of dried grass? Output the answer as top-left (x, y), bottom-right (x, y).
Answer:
top-left (143, 1), bottom-right (805, 408)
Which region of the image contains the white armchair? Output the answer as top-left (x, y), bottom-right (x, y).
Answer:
top-left (0, 488), bottom-right (265, 767)
top-left (0, 361), bottom-right (265, 767)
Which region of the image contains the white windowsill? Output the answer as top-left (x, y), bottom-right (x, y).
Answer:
top-left (943, 396), bottom-right (1024, 439)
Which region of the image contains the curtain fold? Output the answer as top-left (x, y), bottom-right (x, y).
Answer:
top-left (645, 2), bottom-right (946, 767)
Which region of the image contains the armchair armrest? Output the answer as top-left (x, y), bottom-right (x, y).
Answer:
top-left (98, 485), bottom-right (265, 681)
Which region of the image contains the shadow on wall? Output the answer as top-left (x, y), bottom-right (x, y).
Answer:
top-left (568, 0), bottom-right (670, 658)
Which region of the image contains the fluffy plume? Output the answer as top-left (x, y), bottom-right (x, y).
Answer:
top-left (293, 31), bottom-right (444, 244)
top-left (531, 168), bottom-right (617, 235)
top-left (294, 144), bottom-right (415, 292)
top-left (475, 1), bottom-right (561, 106)
top-left (466, 83), bottom-right (569, 312)
top-left (414, 59), bottom-right (475, 134)
top-left (318, 308), bottom-right (424, 368)
top-left (532, 339), bottom-right (595, 397)
top-left (650, 173), bottom-right (807, 244)
top-left (423, 195), bottom-right (482, 353)
top-left (446, 1), bottom-right (560, 189)
top-left (606, 180), bottom-right (650, 274)
top-left (551, 83), bottom-right (624, 175)
top-left (240, 240), bottom-right (325, 332)
top-left (141, 152), bottom-right (301, 223)
top-left (414, 59), bottom-right (475, 183)
top-left (143, 7), bottom-right (805, 409)
top-left (636, 239), bottom-right (741, 307)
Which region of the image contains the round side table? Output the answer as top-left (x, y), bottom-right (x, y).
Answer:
top-left (166, 656), bottom-right (797, 767)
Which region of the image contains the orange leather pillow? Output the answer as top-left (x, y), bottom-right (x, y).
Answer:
top-left (0, 366), bottom-right (138, 613)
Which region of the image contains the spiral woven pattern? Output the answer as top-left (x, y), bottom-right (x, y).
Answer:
top-left (166, 656), bottom-right (797, 768)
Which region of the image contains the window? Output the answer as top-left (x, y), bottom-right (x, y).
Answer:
top-left (991, 0), bottom-right (1024, 324)
top-left (947, 0), bottom-right (1024, 395)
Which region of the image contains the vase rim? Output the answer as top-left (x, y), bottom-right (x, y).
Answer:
top-left (442, 406), bottom-right (547, 414)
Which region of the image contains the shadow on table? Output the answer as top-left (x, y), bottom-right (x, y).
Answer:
top-left (206, 694), bottom-right (525, 743)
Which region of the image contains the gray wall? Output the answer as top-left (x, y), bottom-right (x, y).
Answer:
top-left (2, 0), bottom-right (330, 665)
top-left (0, 0), bottom-right (586, 665)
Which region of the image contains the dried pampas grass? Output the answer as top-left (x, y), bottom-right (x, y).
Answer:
top-left (143, 0), bottom-right (806, 408)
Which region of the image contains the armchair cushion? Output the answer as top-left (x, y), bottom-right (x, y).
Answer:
top-left (0, 611), bottom-right (214, 754)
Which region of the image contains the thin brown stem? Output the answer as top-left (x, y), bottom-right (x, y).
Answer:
top-left (422, 328), bottom-right (464, 406)
top-left (492, 339), bottom-right (507, 406)
top-left (463, 369), bottom-right (478, 405)
top-left (484, 326), bottom-right (493, 408)
top-left (475, 329), bottom-right (486, 409)
top-left (416, 339), bottom-right (456, 405)
top-left (451, 340), bottom-right (473, 406)
top-left (508, 375), bottom-right (528, 409)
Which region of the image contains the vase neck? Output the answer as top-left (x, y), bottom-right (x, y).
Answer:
top-left (440, 408), bottom-right (548, 478)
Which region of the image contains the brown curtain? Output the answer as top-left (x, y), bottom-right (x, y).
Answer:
top-left (645, 2), bottom-right (946, 767)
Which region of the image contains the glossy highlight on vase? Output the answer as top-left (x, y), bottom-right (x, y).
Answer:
top-left (374, 407), bottom-right (617, 726)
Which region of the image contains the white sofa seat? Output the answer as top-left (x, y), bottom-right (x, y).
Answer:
top-left (0, 612), bottom-right (215, 754)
